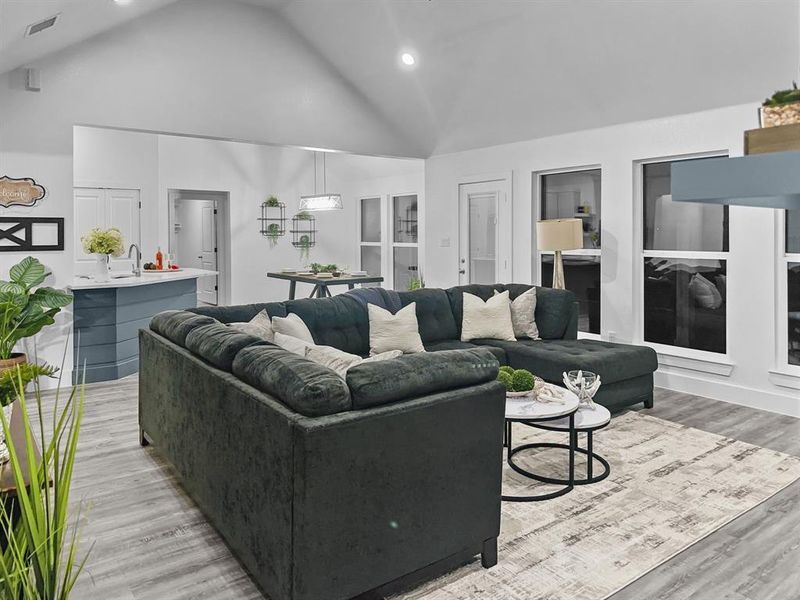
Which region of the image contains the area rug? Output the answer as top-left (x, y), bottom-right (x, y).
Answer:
top-left (397, 412), bottom-right (800, 600)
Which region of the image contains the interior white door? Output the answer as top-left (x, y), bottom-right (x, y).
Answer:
top-left (458, 179), bottom-right (512, 285)
top-left (106, 188), bottom-right (140, 266)
top-left (174, 199), bottom-right (218, 305)
top-left (74, 188), bottom-right (106, 268)
top-left (74, 188), bottom-right (140, 271)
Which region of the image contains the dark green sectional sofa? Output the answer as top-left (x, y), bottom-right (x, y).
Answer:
top-left (138, 283), bottom-right (657, 600)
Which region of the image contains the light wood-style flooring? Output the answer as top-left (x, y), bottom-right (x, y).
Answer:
top-left (50, 379), bottom-right (799, 600)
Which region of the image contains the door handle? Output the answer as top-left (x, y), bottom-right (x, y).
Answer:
top-left (458, 269), bottom-right (466, 274)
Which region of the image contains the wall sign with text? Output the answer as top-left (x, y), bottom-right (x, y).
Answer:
top-left (0, 175), bottom-right (47, 208)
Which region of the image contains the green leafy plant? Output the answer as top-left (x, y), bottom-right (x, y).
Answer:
top-left (0, 365), bottom-right (90, 598)
top-left (407, 277), bottom-right (425, 291)
top-left (308, 263), bottom-right (338, 274)
top-left (763, 82), bottom-right (800, 107)
top-left (0, 257), bottom-right (73, 360)
top-left (511, 369), bottom-right (536, 392)
top-left (263, 195), bottom-right (281, 208)
top-left (79, 228), bottom-right (124, 257)
top-left (295, 211), bottom-right (312, 221)
top-left (497, 370), bottom-right (514, 392)
top-left (0, 362), bottom-right (57, 408)
top-left (297, 235), bottom-right (312, 261)
top-left (265, 223), bottom-right (281, 248)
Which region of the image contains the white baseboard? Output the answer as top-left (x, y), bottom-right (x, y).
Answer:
top-left (654, 369), bottom-right (800, 418)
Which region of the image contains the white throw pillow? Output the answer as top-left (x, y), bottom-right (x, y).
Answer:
top-left (461, 291), bottom-right (516, 342)
top-left (272, 312), bottom-right (314, 343)
top-left (367, 303), bottom-right (425, 355)
top-left (229, 309), bottom-right (274, 341)
top-left (494, 288), bottom-right (539, 339)
top-left (305, 346), bottom-right (402, 378)
top-left (273, 332), bottom-right (314, 356)
top-left (689, 273), bottom-right (723, 309)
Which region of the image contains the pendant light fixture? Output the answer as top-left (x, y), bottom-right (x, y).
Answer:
top-left (299, 152), bottom-right (343, 211)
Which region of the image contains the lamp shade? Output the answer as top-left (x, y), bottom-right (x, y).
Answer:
top-left (536, 218), bottom-right (583, 251)
top-left (298, 194), bottom-right (343, 211)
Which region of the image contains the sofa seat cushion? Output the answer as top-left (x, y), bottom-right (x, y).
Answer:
top-left (398, 288), bottom-right (459, 343)
top-left (285, 295), bottom-right (369, 356)
top-left (185, 322), bottom-right (271, 371)
top-left (233, 345), bottom-right (352, 417)
top-left (346, 348), bottom-right (500, 409)
top-left (424, 340), bottom-right (507, 365)
top-left (150, 310), bottom-right (218, 346)
top-left (473, 339), bottom-right (658, 386)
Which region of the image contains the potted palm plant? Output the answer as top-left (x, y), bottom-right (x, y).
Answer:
top-left (0, 256), bottom-right (72, 490)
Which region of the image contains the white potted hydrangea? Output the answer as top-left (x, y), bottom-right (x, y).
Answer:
top-left (81, 227), bottom-right (124, 282)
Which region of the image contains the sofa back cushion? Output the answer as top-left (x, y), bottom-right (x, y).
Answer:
top-left (397, 288), bottom-right (458, 343)
top-left (233, 345), bottom-right (352, 417)
top-left (529, 286), bottom-right (578, 339)
top-left (346, 348), bottom-right (500, 410)
top-left (189, 302), bottom-right (287, 324)
top-left (150, 310), bottom-right (218, 346)
top-left (285, 295), bottom-right (369, 356)
top-left (185, 322), bottom-right (271, 371)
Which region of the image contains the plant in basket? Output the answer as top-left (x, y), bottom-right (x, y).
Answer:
top-left (497, 366), bottom-right (537, 396)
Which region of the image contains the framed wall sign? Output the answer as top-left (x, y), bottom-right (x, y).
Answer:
top-left (0, 176), bottom-right (46, 208)
top-left (0, 217), bottom-right (64, 251)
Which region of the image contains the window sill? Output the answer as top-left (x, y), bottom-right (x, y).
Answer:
top-left (768, 369), bottom-right (800, 390)
top-left (578, 332), bottom-right (601, 341)
top-left (645, 343), bottom-right (735, 377)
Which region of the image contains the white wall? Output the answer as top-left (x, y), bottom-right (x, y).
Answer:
top-left (425, 103), bottom-right (800, 417)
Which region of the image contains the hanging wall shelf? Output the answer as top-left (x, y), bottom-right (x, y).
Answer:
top-left (259, 199), bottom-right (287, 240)
top-left (291, 212), bottom-right (317, 250)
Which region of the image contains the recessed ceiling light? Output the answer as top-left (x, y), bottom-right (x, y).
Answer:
top-left (400, 52), bottom-right (416, 67)
top-left (114, 0), bottom-right (134, 5)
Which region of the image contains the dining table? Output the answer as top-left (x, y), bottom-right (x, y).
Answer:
top-left (267, 272), bottom-right (384, 299)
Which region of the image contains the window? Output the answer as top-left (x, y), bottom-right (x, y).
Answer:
top-left (785, 209), bottom-right (800, 366)
top-left (359, 197), bottom-right (382, 282)
top-left (641, 158), bottom-right (728, 354)
top-left (540, 169), bottom-right (601, 334)
top-left (392, 194), bottom-right (419, 291)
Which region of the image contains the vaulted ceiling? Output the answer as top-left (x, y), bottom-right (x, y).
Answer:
top-left (2, 0), bottom-right (798, 157)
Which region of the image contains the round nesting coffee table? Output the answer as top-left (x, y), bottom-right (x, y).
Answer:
top-left (503, 389), bottom-right (579, 502)
top-left (525, 404), bottom-right (611, 486)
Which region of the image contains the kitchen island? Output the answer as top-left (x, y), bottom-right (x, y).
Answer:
top-left (69, 268), bottom-right (217, 383)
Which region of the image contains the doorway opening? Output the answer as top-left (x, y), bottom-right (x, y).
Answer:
top-left (168, 189), bottom-right (229, 306)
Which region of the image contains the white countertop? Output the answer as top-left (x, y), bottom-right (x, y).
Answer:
top-left (68, 268), bottom-right (217, 290)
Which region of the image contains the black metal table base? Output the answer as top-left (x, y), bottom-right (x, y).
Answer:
top-left (502, 414), bottom-right (611, 502)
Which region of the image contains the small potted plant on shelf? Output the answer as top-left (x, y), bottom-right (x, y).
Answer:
top-left (761, 82), bottom-right (800, 127)
top-left (80, 227), bottom-right (124, 282)
top-left (408, 276), bottom-right (425, 291)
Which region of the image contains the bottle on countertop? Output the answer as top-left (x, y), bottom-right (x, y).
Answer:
top-left (155, 247), bottom-right (164, 271)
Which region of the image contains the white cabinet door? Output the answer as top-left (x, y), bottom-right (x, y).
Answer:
top-left (73, 188), bottom-right (140, 271)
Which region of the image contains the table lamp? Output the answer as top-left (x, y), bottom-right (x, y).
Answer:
top-left (536, 218), bottom-right (583, 289)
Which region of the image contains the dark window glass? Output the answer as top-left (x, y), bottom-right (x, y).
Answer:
top-left (643, 160), bottom-right (729, 252)
top-left (789, 263), bottom-right (800, 366)
top-left (643, 258), bottom-right (726, 353)
top-left (360, 197), bottom-right (381, 243)
top-left (360, 246), bottom-right (381, 277)
top-left (393, 247), bottom-right (418, 292)
top-left (393, 195), bottom-right (418, 243)
top-left (787, 210), bottom-right (800, 254)
top-left (541, 255), bottom-right (600, 334)
top-left (541, 170), bottom-right (601, 249)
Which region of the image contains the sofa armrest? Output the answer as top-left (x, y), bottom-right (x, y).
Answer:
top-left (345, 348), bottom-right (499, 409)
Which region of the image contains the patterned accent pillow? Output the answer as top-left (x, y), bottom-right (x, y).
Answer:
top-left (495, 288), bottom-right (539, 339)
top-left (229, 309), bottom-right (274, 341)
top-left (305, 345), bottom-right (402, 378)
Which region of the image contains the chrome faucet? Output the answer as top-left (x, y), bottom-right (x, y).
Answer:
top-left (128, 243), bottom-right (142, 276)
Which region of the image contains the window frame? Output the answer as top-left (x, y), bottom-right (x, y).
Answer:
top-left (357, 195), bottom-right (385, 283)
top-left (634, 151), bottom-right (733, 365)
top-left (535, 164), bottom-right (602, 340)
top-left (775, 208), bottom-right (800, 380)
top-left (390, 192), bottom-right (420, 291)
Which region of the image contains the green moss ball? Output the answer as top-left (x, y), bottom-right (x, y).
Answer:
top-left (511, 369), bottom-right (535, 392)
top-left (498, 365), bottom-right (514, 376)
top-left (497, 370), bottom-right (514, 392)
